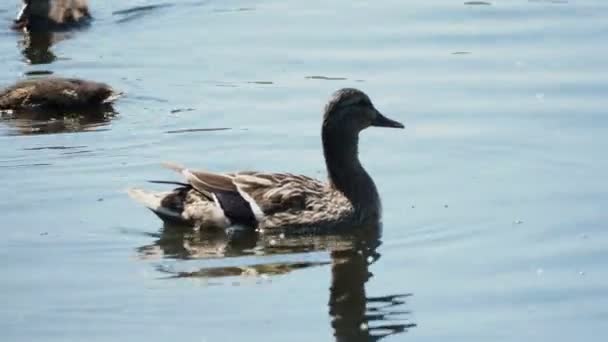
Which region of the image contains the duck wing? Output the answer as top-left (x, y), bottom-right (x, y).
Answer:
top-left (232, 172), bottom-right (326, 215)
top-left (162, 162), bottom-right (327, 222)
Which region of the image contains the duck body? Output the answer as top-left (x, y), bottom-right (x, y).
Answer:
top-left (129, 166), bottom-right (355, 233)
top-left (129, 88), bottom-right (404, 234)
top-left (13, 0), bottom-right (91, 31)
top-left (0, 77), bottom-right (120, 110)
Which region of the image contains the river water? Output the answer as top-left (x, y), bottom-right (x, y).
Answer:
top-left (1, 0), bottom-right (607, 341)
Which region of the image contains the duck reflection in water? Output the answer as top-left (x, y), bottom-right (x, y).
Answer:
top-left (11, 0), bottom-right (92, 64)
top-left (0, 104), bottom-right (116, 135)
top-left (137, 222), bottom-right (416, 341)
top-left (329, 230), bottom-right (416, 341)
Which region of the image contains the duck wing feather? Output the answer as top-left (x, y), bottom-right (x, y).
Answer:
top-left (162, 162), bottom-right (327, 217)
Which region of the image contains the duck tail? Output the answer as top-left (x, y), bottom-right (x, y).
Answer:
top-left (161, 161), bottom-right (186, 173)
top-left (147, 180), bottom-right (191, 187)
top-left (127, 188), bottom-right (163, 208)
top-left (127, 188), bottom-right (186, 223)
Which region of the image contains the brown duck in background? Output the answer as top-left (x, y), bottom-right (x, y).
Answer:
top-left (0, 77), bottom-right (121, 134)
top-left (129, 88), bottom-right (404, 234)
top-left (0, 77), bottom-right (120, 110)
top-left (12, 0), bottom-right (91, 31)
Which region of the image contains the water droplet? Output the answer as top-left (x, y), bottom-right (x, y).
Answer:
top-left (514, 220), bottom-right (523, 225)
top-left (360, 322), bottom-right (369, 331)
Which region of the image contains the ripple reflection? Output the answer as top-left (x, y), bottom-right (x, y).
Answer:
top-left (1, 104), bottom-right (117, 135)
top-left (17, 31), bottom-right (63, 64)
top-left (136, 223), bottom-right (416, 340)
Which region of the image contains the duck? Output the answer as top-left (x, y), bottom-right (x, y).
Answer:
top-left (128, 88), bottom-right (404, 233)
top-left (12, 0), bottom-right (91, 31)
top-left (0, 77), bottom-right (120, 110)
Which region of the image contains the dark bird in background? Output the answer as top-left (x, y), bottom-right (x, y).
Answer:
top-left (12, 0), bottom-right (92, 31)
top-left (0, 77), bottom-right (120, 110)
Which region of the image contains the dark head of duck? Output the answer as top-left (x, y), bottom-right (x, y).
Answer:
top-left (321, 88), bottom-right (404, 221)
top-left (12, 0), bottom-right (92, 31)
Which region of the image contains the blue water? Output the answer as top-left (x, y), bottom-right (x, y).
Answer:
top-left (1, 0), bottom-right (607, 341)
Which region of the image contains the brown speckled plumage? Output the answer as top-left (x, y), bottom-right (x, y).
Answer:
top-left (0, 77), bottom-right (119, 110)
top-left (128, 88), bottom-right (404, 233)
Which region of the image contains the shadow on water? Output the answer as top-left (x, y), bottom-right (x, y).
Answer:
top-left (112, 1), bottom-right (213, 24)
top-left (0, 104), bottom-right (117, 135)
top-left (136, 222), bottom-right (416, 340)
top-left (112, 3), bottom-right (176, 23)
top-left (112, 1), bottom-right (255, 24)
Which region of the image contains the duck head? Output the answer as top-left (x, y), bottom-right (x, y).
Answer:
top-left (323, 88), bottom-right (404, 134)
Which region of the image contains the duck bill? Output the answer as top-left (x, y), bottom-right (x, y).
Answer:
top-left (371, 111), bottom-right (404, 128)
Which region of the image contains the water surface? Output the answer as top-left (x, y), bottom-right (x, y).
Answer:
top-left (1, 0), bottom-right (607, 341)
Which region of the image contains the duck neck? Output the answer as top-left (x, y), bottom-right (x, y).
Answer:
top-left (322, 128), bottom-right (380, 220)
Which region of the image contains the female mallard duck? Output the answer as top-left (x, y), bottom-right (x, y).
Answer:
top-left (128, 88), bottom-right (404, 233)
top-left (12, 0), bottom-right (91, 31)
top-left (0, 77), bottom-right (120, 110)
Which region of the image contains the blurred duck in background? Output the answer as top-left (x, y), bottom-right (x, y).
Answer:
top-left (0, 77), bottom-right (119, 110)
top-left (12, 0), bottom-right (91, 31)
top-left (11, 0), bottom-right (92, 64)
top-left (0, 77), bottom-right (121, 135)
